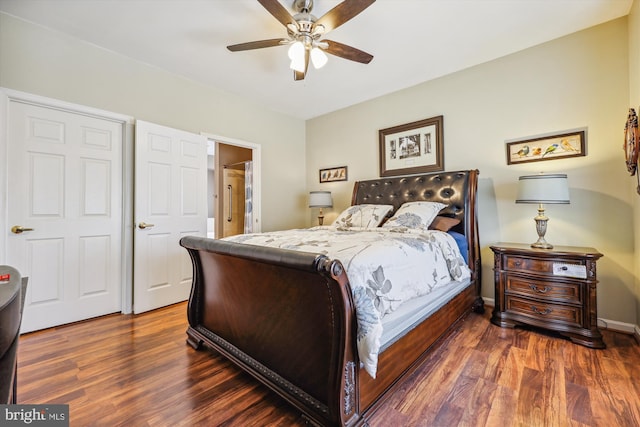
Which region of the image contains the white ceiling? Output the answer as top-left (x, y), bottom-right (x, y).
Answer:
top-left (0, 0), bottom-right (633, 120)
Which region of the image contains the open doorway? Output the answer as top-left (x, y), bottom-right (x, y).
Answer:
top-left (220, 149), bottom-right (252, 238)
top-left (205, 135), bottom-right (261, 239)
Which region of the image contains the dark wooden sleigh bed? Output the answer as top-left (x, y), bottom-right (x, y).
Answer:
top-left (180, 169), bottom-right (483, 426)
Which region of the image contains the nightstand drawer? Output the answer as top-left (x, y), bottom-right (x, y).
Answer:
top-left (505, 255), bottom-right (553, 273)
top-left (506, 277), bottom-right (581, 304)
top-left (505, 255), bottom-right (586, 277)
top-left (506, 296), bottom-right (582, 326)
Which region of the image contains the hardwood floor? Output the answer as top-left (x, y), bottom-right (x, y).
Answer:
top-left (17, 302), bottom-right (640, 426)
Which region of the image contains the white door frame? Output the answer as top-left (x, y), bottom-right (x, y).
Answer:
top-left (202, 133), bottom-right (262, 234)
top-left (0, 88), bottom-right (135, 314)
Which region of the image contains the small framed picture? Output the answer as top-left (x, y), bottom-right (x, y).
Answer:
top-left (319, 166), bottom-right (348, 183)
top-left (379, 116), bottom-right (444, 177)
top-left (506, 129), bottom-right (586, 165)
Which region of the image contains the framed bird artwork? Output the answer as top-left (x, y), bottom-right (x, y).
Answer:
top-left (505, 129), bottom-right (586, 165)
top-left (623, 108), bottom-right (639, 194)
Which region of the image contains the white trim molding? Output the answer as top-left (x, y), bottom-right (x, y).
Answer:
top-left (598, 318), bottom-right (638, 334)
top-left (1, 88), bottom-right (134, 124)
top-left (483, 297), bottom-right (495, 307)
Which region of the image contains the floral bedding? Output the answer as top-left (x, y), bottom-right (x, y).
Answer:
top-left (224, 225), bottom-right (470, 378)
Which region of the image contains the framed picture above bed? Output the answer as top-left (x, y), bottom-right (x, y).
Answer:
top-left (379, 115), bottom-right (444, 177)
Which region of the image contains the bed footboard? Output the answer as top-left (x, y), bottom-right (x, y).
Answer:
top-left (180, 236), bottom-right (362, 426)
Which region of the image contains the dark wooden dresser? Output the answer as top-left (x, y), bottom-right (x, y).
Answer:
top-left (0, 266), bottom-right (28, 404)
top-left (490, 242), bottom-right (605, 348)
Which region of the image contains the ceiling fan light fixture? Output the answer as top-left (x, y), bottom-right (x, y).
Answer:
top-left (288, 40), bottom-right (304, 60)
top-left (290, 58), bottom-right (306, 72)
top-left (288, 41), bottom-right (306, 72)
top-left (310, 47), bottom-right (328, 69)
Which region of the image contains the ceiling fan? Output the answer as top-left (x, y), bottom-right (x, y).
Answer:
top-left (227, 0), bottom-right (376, 81)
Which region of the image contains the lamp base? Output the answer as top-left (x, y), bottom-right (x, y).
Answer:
top-left (317, 215), bottom-right (324, 226)
top-left (531, 208), bottom-right (553, 250)
top-left (531, 240), bottom-right (553, 250)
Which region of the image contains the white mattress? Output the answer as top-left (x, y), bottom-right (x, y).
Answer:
top-left (379, 278), bottom-right (472, 352)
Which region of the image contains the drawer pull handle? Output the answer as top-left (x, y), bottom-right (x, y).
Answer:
top-left (529, 284), bottom-right (549, 294)
top-left (531, 305), bottom-right (552, 316)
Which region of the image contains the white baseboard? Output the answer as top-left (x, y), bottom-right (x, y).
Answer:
top-left (598, 318), bottom-right (637, 334)
top-left (481, 297), bottom-right (640, 339)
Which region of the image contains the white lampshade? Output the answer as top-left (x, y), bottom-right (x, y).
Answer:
top-left (516, 174), bottom-right (570, 204)
top-left (309, 191), bottom-right (333, 208)
top-left (310, 47), bottom-right (328, 69)
top-left (288, 41), bottom-right (303, 60)
top-left (288, 41), bottom-right (306, 72)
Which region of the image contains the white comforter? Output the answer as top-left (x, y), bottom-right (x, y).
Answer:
top-left (224, 226), bottom-right (470, 378)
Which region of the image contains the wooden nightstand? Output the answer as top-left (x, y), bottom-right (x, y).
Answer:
top-left (490, 242), bottom-right (605, 348)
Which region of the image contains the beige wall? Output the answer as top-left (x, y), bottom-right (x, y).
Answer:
top-left (629, 1), bottom-right (640, 328)
top-left (0, 12), bottom-right (307, 232)
top-left (307, 17), bottom-right (637, 325)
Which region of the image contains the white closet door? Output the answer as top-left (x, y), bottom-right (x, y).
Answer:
top-left (133, 120), bottom-right (207, 313)
top-left (7, 101), bottom-right (123, 332)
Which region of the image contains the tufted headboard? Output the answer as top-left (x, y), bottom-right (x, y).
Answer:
top-left (351, 170), bottom-right (480, 280)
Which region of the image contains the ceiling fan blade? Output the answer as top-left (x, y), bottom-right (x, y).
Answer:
top-left (294, 48), bottom-right (310, 81)
top-left (323, 39), bottom-right (373, 64)
top-left (227, 38), bottom-right (286, 52)
top-left (314, 0), bottom-right (376, 34)
top-left (257, 0), bottom-right (298, 29)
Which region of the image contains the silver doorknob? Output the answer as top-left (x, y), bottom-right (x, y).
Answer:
top-left (138, 222), bottom-right (155, 229)
top-left (11, 225), bottom-right (34, 234)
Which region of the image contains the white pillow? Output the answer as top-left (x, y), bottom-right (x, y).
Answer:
top-left (332, 204), bottom-right (394, 229)
top-left (382, 201), bottom-right (447, 230)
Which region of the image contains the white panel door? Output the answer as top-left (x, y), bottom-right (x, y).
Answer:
top-left (133, 121), bottom-right (207, 313)
top-left (7, 101), bottom-right (123, 332)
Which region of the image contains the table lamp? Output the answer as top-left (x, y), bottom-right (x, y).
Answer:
top-left (515, 173), bottom-right (570, 249)
top-left (309, 191), bottom-right (332, 226)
